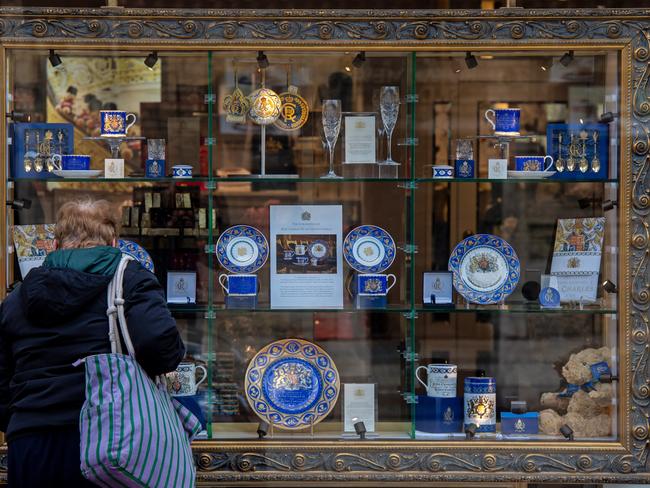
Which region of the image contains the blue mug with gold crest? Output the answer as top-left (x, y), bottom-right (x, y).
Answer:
top-left (485, 108), bottom-right (520, 136)
top-left (219, 274), bottom-right (258, 296)
top-left (514, 155), bottom-right (554, 172)
top-left (100, 110), bottom-right (136, 137)
top-left (357, 273), bottom-right (396, 296)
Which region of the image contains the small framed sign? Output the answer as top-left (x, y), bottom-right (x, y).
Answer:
top-left (423, 271), bottom-right (453, 305)
top-left (167, 271), bottom-right (197, 304)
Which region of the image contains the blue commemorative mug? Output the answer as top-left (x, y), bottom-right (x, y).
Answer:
top-left (100, 110), bottom-right (136, 137)
top-left (61, 154), bottom-right (91, 171)
top-left (357, 273), bottom-right (397, 296)
top-left (484, 108), bottom-right (520, 136)
top-left (218, 274), bottom-right (258, 296)
top-left (514, 155), bottom-right (554, 172)
top-left (464, 377), bottom-right (497, 432)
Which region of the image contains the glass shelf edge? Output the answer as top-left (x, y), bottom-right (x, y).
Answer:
top-left (417, 177), bottom-right (618, 184)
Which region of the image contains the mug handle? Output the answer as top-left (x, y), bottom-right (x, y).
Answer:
top-left (543, 155), bottom-right (554, 172)
top-left (415, 366), bottom-right (428, 390)
top-left (386, 274), bottom-right (397, 292)
top-left (484, 109), bottom-right (496, 130)
top-left (218, 273), bottom-right (229, 294)
top-left (195, 365), bottom-right (208, 388)
top-left (125, 113), bottom-right (137, 134)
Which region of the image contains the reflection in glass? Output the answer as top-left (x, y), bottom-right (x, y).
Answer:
top-left (321, 99), bottom-right (342, 179)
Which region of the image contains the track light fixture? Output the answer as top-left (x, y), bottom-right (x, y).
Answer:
top-left (144, 51), bottom-right (158, 70)
top-left (602, 279), bottom-right (618, 294)
top-left (353, 420), bottom-right (367, 440)
top-left (6, 199), bottom-right (32, 211)
top-left (465, 423), bottom-right (478, 440)
top-left (5, 111), bottom-right (31, 123)
top-left (352, 51), bottom-right (366, 69)
top-left (560, 424), bottom-right (574, 441)
top-left (602, 199), bottom-right (618, 212)
top-left (465, 51), bottom-right (478, 70)
top-left (559, 50), bottom-right (575, 67)
top-left (48, 49), bottom-right (62, 68)
top-left (257, 51), bottom-right (269, 69)
top-left (599, 111), bottom-right (619, 124)
top-left (257, 421), bottom-right (269, 439)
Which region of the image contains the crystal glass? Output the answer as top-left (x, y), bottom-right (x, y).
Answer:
top-left (380, 86), bottom-right (400, 165)
top-left (147, 138), bottom-right (166, 160)
top-left (321, 99), bottom-right (342, 179)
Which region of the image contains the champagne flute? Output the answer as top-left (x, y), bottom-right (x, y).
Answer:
top-left (321, 99), bottom-right (342, 179)
top-left (380, 86), bottom-right (400, 165)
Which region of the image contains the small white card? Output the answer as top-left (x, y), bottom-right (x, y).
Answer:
top-left (166, 271), bottom-right (197, 304)
top-left (488, 158), bottom-right (508, 179)
top-left (344, 115), bottom-right (376, 164)
top-left (105, 158), bottom-right (125, 178)
top-left (343, 383), bottom-right (375, 433)
top-left (423, 272), bottom-right (453, 304)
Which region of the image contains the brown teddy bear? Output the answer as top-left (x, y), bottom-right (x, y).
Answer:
top-left (539, 346), bottom-right (613, 438)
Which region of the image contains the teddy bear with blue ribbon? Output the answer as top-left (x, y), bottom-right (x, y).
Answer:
top-left (539, 346), bottom-right (613, 438)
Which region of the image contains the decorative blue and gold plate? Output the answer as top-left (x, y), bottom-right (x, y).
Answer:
top-left (118, 239), bottom-right (154, 272)
top-left (308, 240), bottom-right (329, 260)
top-left (343, 225), bottom-right (396, 274)
top-left (216, 225), bottom-right (269, 274)
top-left (245, 338), bottom-right (340, 430)
top-left (448, 233), bottom-right (520, 305)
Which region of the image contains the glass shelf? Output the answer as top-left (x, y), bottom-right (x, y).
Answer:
top-left (210, 304), bottom-right (412, 313)
top-left (417, 177), bottom-right (618, 184)
top-left (416, 302), bottom-right (616, 314)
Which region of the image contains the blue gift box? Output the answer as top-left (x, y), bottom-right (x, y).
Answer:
top-left (454, 159), bottom-right (475, 179)
top-left (415, 395), bottom-right (463, 433)
top-left (547, 123), bottom-right (609, 181)
top-left (146, 159), bottom-right (165, 178)
top-left (355, 294), bottom-right (388, 309)
top-left (225, 295), bottom-right (257, 309)
top-left (501, 412), bottom-right (539, 435)
top-left (10, 123), bottom-right (74, 178)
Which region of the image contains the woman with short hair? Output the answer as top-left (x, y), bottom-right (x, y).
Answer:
top-left (0, 197), bottom-right (185, 487)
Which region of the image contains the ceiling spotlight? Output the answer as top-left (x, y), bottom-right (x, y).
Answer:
top-left (602, 199), bottom-right (618, 212)
top-left (5, 110), bottom-right (31, 122)
top-left (599, 111), bottom-right (619, 124)
top-left (257, 51), bottom-right (269, 69)
top-left (6, 198), bottom-right (32, 211)
top-left (144, 51), bottom-right (158, 70)
top-left (559, 50), bottom-right (575, 67)
top-left (602, 279), bottom-right (618, 294)
top-left (560, 424), bottom-right (574, 441)
top-left (257, 421), bottom-right (269, 439)
top-left (353, 420), bottom-right (367, 440)
top-left (465, 423), bottom-right (478, 440)
top-left (540, 59), bottom-right (553, 72)
top-left (48, 49), bottom-right (62, 68)
top-left (352, 51), bottom-right (366, 69)
top-left (465, 51), bottom-right (478, 70)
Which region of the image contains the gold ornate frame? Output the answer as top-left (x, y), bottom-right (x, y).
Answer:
top-left (0, 7), bottom-right (648, 483)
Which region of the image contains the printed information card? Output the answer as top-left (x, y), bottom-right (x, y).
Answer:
top-left (270, 205), bottom-right (343, 309)
top-left (344, 115), bottom-right (376, 164)
top-left (343, 383), bottom-right (376, 433)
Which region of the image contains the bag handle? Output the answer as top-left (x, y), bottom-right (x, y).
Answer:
top-left (107, 255), bottom-right (136, 357)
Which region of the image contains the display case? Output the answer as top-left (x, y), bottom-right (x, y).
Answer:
top-left (0, 6), bottom-right (649, 485)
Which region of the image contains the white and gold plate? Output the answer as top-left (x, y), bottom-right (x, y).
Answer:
top-left (448, 233), bottom-right (520, 305)
top-left (216, 225), bottom-right (269, 274)
top-left (245, 338), bottom-right (340, 430)
top-left (344, 225), bottom-right (396, 274)
top-left (507, 170), bottom-right (556, 179)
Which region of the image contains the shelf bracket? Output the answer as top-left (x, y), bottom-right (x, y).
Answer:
top-left (205, 137), bottom-right (216, 147)
top-left (402, 311), bottom-right (418, 320)
top-left (401, 348), bottom-right (419, 362)
top-left (205, 180), bottom-right (217, 190)
top-left (204, 244), bottom-right (216, 254)
top-left (397, 180), bottom-right (417, 190)
top-left (204, 94), bottom-right (216, 104)
top-left (204, 310), bottom-right (217, 320)
top-left (399, 243), bottom-right (418, 254)
top-left (397, 137), bottom-right (419, 147)
top-left (401, 392), bottom-right (418, 404)
top-left (404, 94), bottom-right (419, 103)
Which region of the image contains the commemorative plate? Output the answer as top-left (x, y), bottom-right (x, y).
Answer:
top-left (245, 338), bottom-right (340, 430)
top-left (343, 225), bottom-right (396, 274)
top-left (448, 233), bottom-right (520, 304)
top-left (216, 225), bottom-right (269, 274)
top-left (118, 239), bottom-right (154, 272)
top-left (308, 240), bottom-right (329, 260)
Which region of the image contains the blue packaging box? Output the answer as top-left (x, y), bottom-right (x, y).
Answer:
top-left (415, 395), bottom-right (463, 433)
top-left (547, 123), bottom-right (609, 181)
top-left (501, 412), bottom-right (539, 435)
top-left (454, 159), bottom-right (475, 178)
top-left (146, 159), bottom-right (165, 178)
top-left (10, 123), bottom-right (74, 179)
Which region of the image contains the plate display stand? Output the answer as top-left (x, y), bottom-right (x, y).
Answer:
top-left (83, 136), bottom-right (146, 159)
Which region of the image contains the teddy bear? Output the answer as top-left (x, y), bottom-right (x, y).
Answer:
top-left (539, 346), bottom-right (613, 438)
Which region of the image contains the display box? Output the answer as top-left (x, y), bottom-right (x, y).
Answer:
top-left (547, 123), bottom-right (609, 180)
top-left (10, 123), bottom-right (74, 178)
top-left (166, 271), bottom-right (197, 304)
top-left (501, 412), bottom-right (539, 435)
top-left (414, 395), bottom-right (463, 433)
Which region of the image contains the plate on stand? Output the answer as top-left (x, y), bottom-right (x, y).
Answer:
top-left (216, 225), bottom-right (269, 274)
top-left (343, 225), bottom-right (396, 273)
top-left (448, 233), bottom-right (520, 304)
top-left (245, 338), bottom-right (339, 430)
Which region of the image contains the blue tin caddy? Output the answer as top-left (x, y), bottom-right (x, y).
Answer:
top-left (10, 123), bottom-right (74, 178)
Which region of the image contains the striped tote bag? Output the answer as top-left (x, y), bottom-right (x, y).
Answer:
top-left (80, 255), bottom-right (201, 487)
